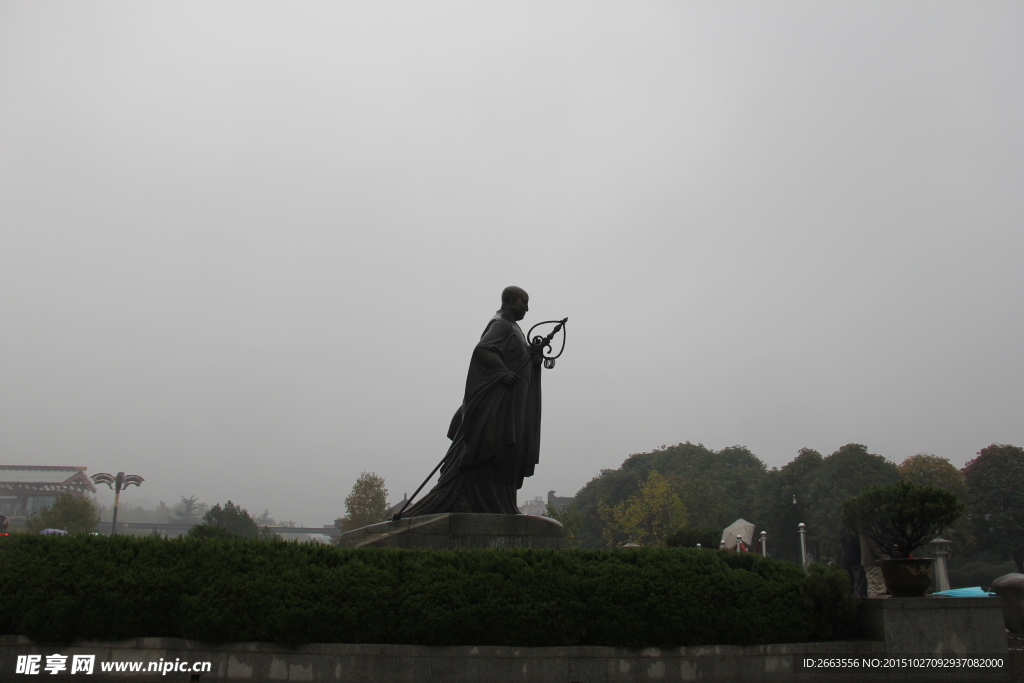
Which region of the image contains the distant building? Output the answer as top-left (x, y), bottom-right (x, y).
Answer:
top-left (519, 491), bottom-right (575, 516)
top-left (0, 465), bottom-right (97, 517)
top-left (519, 496), bottom-right (547, 516)
top-left (547, 490), bottom-right (574, 511)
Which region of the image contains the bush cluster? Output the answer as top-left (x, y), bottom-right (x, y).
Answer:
top-left (664, 527), bottom-right (723, 549)
top-left (0, 535), bottom-right (849, 647)
top-left (801, 562), bottom-right (857, 640)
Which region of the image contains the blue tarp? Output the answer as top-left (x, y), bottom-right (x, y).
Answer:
top-left (932, 586), bottom-right (996, 597)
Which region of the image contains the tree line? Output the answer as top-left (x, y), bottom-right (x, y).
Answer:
top-left (22, 443), bottom-right (1023, 574)
top-left (545, 441), bottom-right (1024, 572)
top-left (23, 493), bottom-right (297, 540)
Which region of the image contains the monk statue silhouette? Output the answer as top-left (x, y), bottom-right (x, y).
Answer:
top-left (402, 286), bottom-right (553, 516)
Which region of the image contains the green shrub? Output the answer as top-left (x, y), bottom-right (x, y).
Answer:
top-left (664, 527), bottom-right (721, 549)
top-left (843, 481), bottom-right (963, 558)
top-left (0, 535), bottom-right (848, 647)
top-left (801, 562), bottom-right (856, 639)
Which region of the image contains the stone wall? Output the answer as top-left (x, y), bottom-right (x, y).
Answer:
top-left (0, 596), bottom-right (1015, 682)
top-left (0, 637), bottom-right (891, 683)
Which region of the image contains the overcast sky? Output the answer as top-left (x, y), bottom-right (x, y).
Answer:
top-left (2, 2), bottom-right (1021, 526)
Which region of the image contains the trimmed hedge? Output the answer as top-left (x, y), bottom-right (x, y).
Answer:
top-left (664, 527), bottom-right (723, 549)
top-left (0, 535), bottom-right (849, 647)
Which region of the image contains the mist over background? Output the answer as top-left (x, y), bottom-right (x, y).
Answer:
top-left (2, 2), bottom-right (1021, 526)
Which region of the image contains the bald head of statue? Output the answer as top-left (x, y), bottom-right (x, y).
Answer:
top-left (500, 286), bottom-right (530, 322)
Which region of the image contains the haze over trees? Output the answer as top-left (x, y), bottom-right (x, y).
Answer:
top-left (89, 496), bottom-right (295, 535)
top-left (565, 440), bottom-right (1021, 576)
top-left (174, 495), bottom-right (204, 525)
top-left (99, 500), bottom-right (173, 525)
top-left (572, 442), bottom-right (766, 549)
top-left (751, 447), bottom-right (824, 562)
top-left (255, 509), bottom-right (296, 528)
top-left (24, 441), bottom-right (1013, 576)
top-left (544, 501), bottom-right (583, 548)
top-left (568, 442), bottom-right (962, 562)
top-left (898, 454), bottom-right (969, 501)
top-left (26, 492), bottom-right (101, 534)
top-left (95, 497), bottom-right (209, 526)
top-left (761, 444), bottom-right (900, 563)
top-left (599, 470), bottom-right (686, 547)
top-left (188, 501), bottom-right (260, 539)
top-left (962, 444), bottom-right (1024, 572)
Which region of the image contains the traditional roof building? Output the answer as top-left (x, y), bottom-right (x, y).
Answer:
top-left (0, 466), bottom-right (96, 517)
top-left (386, 494), bottom-right (409, 519)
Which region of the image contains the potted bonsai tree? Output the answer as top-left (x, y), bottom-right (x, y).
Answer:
top-left (842, 480), bottom-right (964, 597)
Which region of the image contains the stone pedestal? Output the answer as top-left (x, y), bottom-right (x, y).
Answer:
top-left (860, 596), bottom-right (1008, 655)
top-left (336, 513), bottom-right (563, 549)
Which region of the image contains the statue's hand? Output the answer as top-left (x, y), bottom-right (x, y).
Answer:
top-left (502, 371), bottom-right (519, 386)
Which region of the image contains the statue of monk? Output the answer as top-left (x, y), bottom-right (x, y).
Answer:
top-left (404, 286), bottom-right (543, 515)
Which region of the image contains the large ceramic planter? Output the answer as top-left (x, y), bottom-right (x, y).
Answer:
top-left (878, 558), bottom-right (934, 597)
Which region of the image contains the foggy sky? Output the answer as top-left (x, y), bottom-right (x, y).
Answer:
top-left (2, 2), bottom-right (1022, 526)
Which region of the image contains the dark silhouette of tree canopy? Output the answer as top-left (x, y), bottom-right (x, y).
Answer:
top-left (898, 453), bottom-right (970, 548)
top-left (801, 444), bottom-right (900, 562)
top-left (565, 441), bottom-right (1019, 564)
top-left (899, 454), bottom-right (968, 501)
top-left (842, 480), bottom-right (964, 558)
top-left (572, 442), bottom-right (767, 548)
top-left (752, 444), bottom-right (898, 563)
top-left (188, 500), bottom-right (259, 539)
top-left (27, 492), bottom-right (100, 534)
top-left (962, 444), bottom-right (1024, 571)
top-left (753, 448), bottom-right (824, 563)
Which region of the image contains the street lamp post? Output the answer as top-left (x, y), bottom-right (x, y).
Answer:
top-left (91, 472), bottom-right (144, 535)
top-left (798, 522), bottom-right (808, 570)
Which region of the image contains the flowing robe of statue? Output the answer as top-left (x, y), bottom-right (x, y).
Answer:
top-left (405, 312), bottom-right (542, 515)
